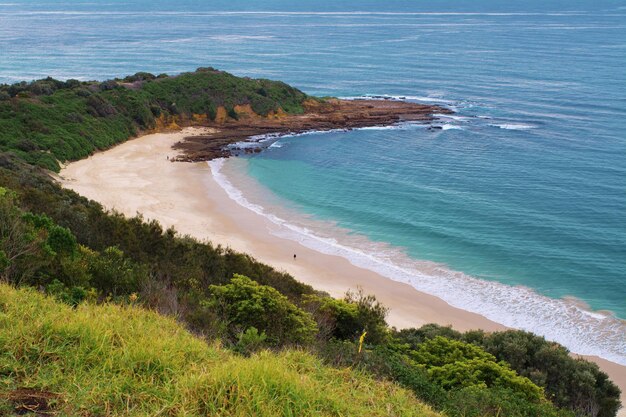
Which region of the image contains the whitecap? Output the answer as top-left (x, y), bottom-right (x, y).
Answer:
top-left (400, 95), bottom-right (457, 104)
top-left (359, 122), bottom-right (428, 131)
top-left (208, 35), bottom-right (275, 42)
top-left (341, 94), bottom-right (456, 106)
top-left (434, 114), bottom-right (471, 122)
top-left (489, 123), bottom-right (536, 130)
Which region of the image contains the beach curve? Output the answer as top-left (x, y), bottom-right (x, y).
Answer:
top-left (57, 128), bottom-right (626, 413)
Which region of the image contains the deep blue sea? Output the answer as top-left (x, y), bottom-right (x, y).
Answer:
top-left (1, 0), bottom-right (624, 364)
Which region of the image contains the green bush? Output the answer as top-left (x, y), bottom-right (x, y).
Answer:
top-left (45, 278), bottom-right (88, 307)
top-left (444, 386), bottom-right (572, 417)
top-left (234, 327), bottom-right (268, 355)
top-left (305, 289), bottom-right (389, 344)
top-left (227, 106), bottom-right (239, 120)
top-left (0, 187), bottom-right (49, 284)
top-left (207, 274), bottom-right (318, 346)
top-left (410, 337), bottom-right (543, 401)
top-left (316, 338), bottom-right (569, 417)
top-left (86, 246), bottom-right (146, 297)
top-left (394, 325), bottom-right (622, 417)
top-left (478, 330), bottom-right (622, 417)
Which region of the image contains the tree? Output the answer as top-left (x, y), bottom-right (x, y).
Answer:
top-left (479, 330), bottom-right (621, 417)
top-left (304, 289), bottom-right (389, 344)
top-left (411, 336), bottom-right (544, 402)
top-left (0, 187), bottom-right (47, 284)
top-left (87, 246), bottom-right (146, 297)
top-left (207, 274), bottom-right (317, 346)
top-left (344, 288), bottom-right (389, 344)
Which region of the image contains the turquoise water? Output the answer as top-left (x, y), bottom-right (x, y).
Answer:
top-left (1, 0), bottom-right (624, 363)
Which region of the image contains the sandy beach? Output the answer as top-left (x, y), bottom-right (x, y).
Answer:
top-left (58, 128), bottom-right (626, 412)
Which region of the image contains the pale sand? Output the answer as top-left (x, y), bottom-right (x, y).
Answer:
top-left (58, 128), bottom-right (625, 413)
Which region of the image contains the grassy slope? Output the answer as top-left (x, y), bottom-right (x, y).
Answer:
top-left (0, 284), bottom-right (439, 417)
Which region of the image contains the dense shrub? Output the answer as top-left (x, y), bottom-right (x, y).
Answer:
top-left (478, 330), bottom-right (622, 417)
top-left (86, 246), bottom-right (147, 297)
top-left (0, 187), bottom-right (49, 284)
top-left (411, 337), bottom-right (543, 401)
top-left (444, 386), bottom-right (572, 417)
top-left (304, 288), bottom-right (389, 344)
top-left (395, 325), bottom-right (621, 417)
top-left (207, 274), bottom-right (318, 346)
top-left (315, 339), bottom-right (570, 417)
top-left (122, 71), bottom-right (156, 82)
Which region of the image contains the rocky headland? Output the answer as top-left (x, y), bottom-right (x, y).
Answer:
top-left (172, 98), bottom-right (451, 162)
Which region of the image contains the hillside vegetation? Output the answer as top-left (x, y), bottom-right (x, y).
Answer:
top-left (0, 70), bottom-right (621, 417)
top-left (0, 69), bottom-right (308, 171)
top-left (0, 284), bottom-right (439, 417)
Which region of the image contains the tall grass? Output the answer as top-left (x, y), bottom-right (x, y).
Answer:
top-left (0, 284), bottom-right (439, 416)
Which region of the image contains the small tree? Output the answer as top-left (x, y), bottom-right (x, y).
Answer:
top-left (207, 274), bottom-right (317, 346)
top-left (304, 289), bottom-right (389, 344)
top-left (344, 288), bottom-right (389, 344)
top-left (87, 246), bottom-right (146, 297)
top-left (0, 188), bottom-right (48, 284)
top-left (411, 336), bottom-right (544, 402)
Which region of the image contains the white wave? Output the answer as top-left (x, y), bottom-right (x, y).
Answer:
top-left (341, 94), bottom-right (456, 106)
top-left (209, 158), bottom-right (626, 366)
top-left (229, 122), bottom-right (430, 150)
top-left (228, 141), bottom-right (261, 149)
top-left (161, 37), bottom-right (197, 44)
top-left (247, 132), bottom-right (285, 141)
top-left (208, 35), bottom-right (275, 42)
top-left (433, 113), bottom-right (470, 121)
top-left (209, 158), bottom-right (301, 235)
top-left (441, 124), bottom-right (463, 130)
top-left (489, 123), bottom-right (536, 130)
top-left (359, 122), bottom-right (429, 131)
top-left (398, 95), bottom-right (457, 104)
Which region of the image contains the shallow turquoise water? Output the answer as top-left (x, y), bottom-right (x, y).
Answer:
top-left (1, 0), bottom-right (624, 362)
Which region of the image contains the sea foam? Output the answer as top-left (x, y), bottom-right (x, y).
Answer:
top-left (489, 123), bottom-right (537, 130)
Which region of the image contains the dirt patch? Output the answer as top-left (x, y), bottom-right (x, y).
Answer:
top-left (3, 388), bottom-right (59, 415)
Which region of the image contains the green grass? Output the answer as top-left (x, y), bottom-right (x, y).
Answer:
top-left (0, 284), bottom-right (440, 417)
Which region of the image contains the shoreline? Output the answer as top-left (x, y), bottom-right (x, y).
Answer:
top-left (58, 128), bottom-right (626, 412)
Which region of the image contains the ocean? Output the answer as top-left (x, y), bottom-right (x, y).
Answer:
top-left (1, 0), bottom-right (624, 364)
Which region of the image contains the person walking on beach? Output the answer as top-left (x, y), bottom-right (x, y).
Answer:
top-left (293, 254), bottom-right (297, 260)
